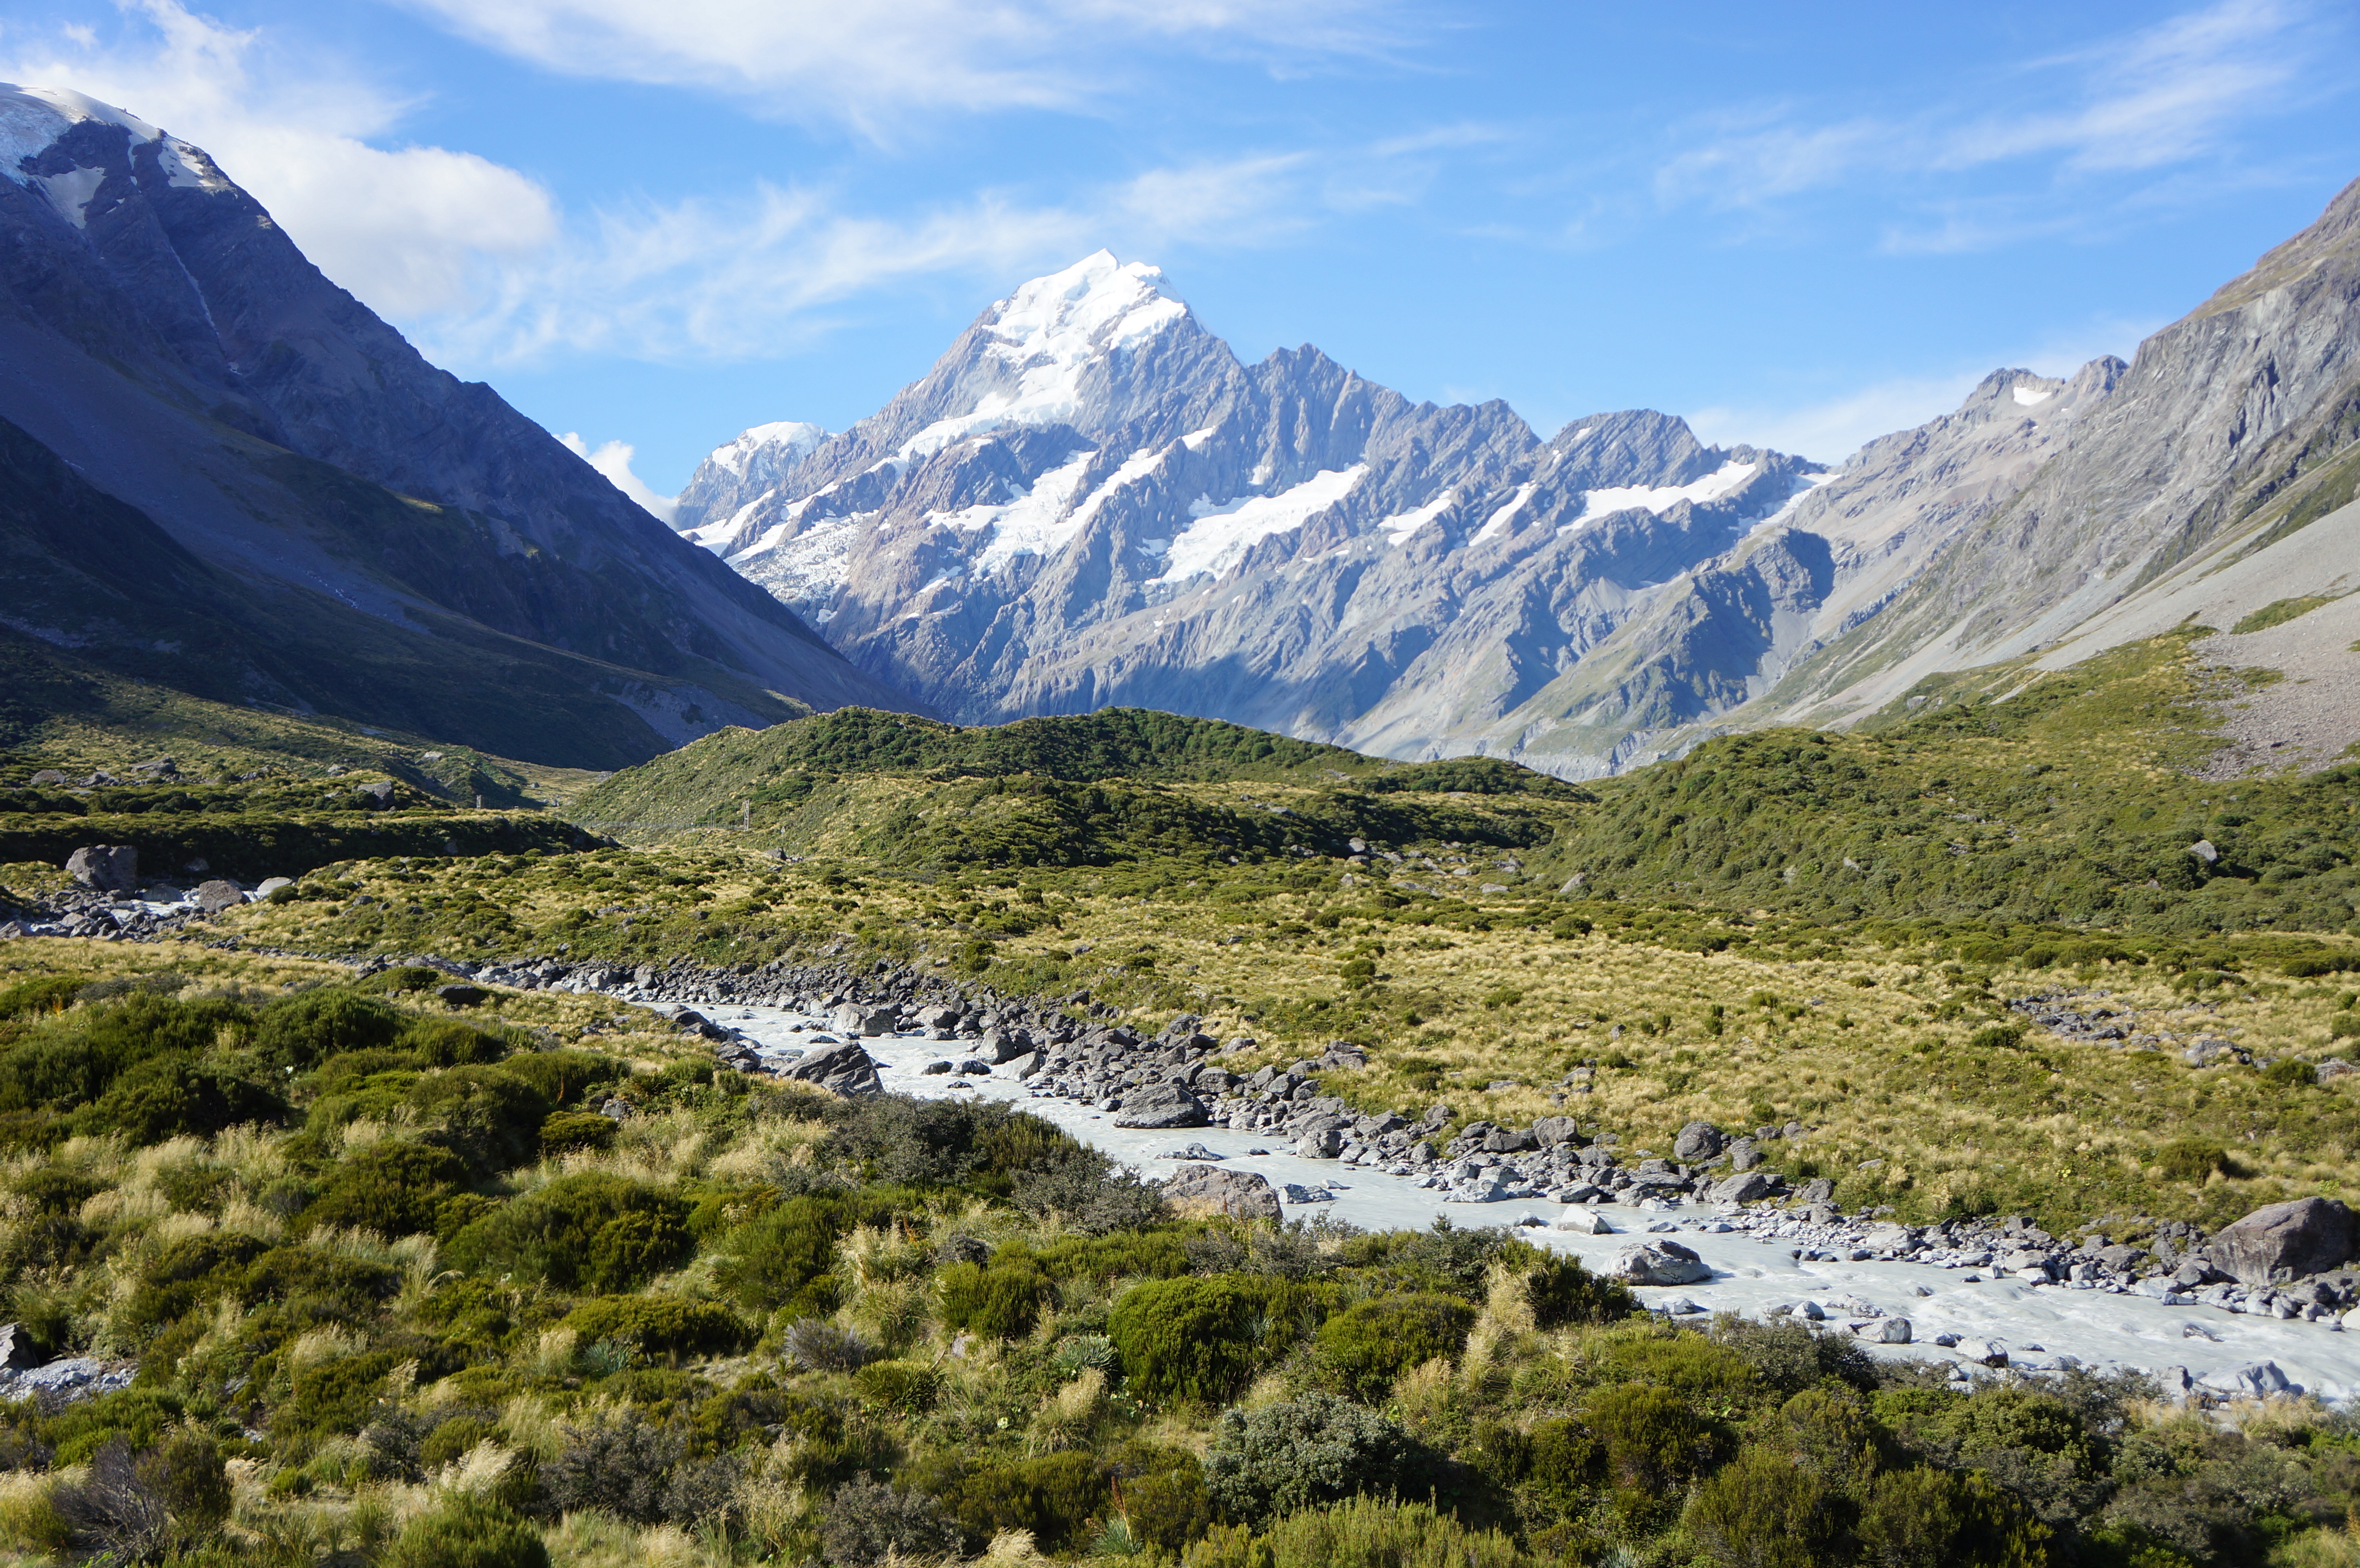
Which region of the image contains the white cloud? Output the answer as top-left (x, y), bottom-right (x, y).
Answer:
top-left (559, 432), bottom-right (678, 522)
top-left (1, 1), bottom-right (558, 317)
top-left (1654, 0), bottom-right (2334, 232)
top-left (388, 0), bottom-right (1401, 138)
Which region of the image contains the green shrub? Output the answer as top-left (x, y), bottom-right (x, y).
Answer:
top-left (949, 1451), bottom-right (1109, 1551)
top-left (1255, 1494), bottom-right (1525, 1568)
top-left (541, 1412), bottom-right (739, 1525)
top-left (560, 1295), bottom-right (749, 1358)
top-left (242, 1245), bottom-right (403, 1314)
top-left (538, 1111), bottom-right (617, 1157)
top-left (444, 1173), bottom-right (689, 1290)
top-left (40, 1389), bottom-right (190, 1466)
top-left (1682, 1446), bottom-right (1831, 1568)
top-left (279, 1350), bottom-right (403, 1440)
top-left (1126, 1463), bottom-right (1213, 1554)
top-left (2263, 1057), bottom-right (2318, 1089)
top-left (0, 994), bottom-right (245, 1114)
top-left (496, 1049), bottom-right (625, 1107)
top-left (1966, 1025), bottom-right (2027, 1052)
top-left (2331, 1014), bottom-right (2360, 1040)
top-left (357, 967), bottom-right (444, 996)
top-left (1523, 1254), bottom-right (1634, 1329)
top-left (1585, 1382), bottom-right (1714, 1490)
top-left (1108, 1275), bottom-right (1315, 1403)
top-left (419, 1414), bottom-right (497, 1469)
top-left (1524, 1417), bottom-right (1599, 1514)
top-left (406, 1066), bottom-right (551, 1176)
top-left (1313, 1292), bottom-right (1474, 1398)
top-left (398, 1018), bottom-right (505, 1068)
top-left (1031, 1229), bottom-right (1193, 1280)
top-left (1202, 1392), bottom-right (1435, 1526)
top-left (255, 991), bottom-right (405, 1068)
top-left (2158, 1139), bottom-right (2231, 1183)
top-left (385, 1493), bottom-right (548, 1568)
top-left (73, 1055), bottom-right (284, 1144)
top-left (1855, 1464), bottom-right (2049, 1566)
top-left (585, 1207), bottom-right (693, 1292)
top-left (715, 1196), bottom-right (843, 1313)
top-left (855, 1359), bottom-right (941, 1413)
top-left (937, 1260), bottom-right (1051, 1338)
top-left (300, 1141), bottom-right (467, 1237)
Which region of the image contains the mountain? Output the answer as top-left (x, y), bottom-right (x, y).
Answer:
top-left (0, 85), bottom-right (920, 771)
top-left (682, 178), bottom-right (2360, 778)
top-left (1471, 174), bottom-right (2360, 775)
top-left (672, 252), bottom-right (1824, 752)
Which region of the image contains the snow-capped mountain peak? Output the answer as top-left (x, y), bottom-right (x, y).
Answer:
top-left (0, 83), bottom-right (225, 213)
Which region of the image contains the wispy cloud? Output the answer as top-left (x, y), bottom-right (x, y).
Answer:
top-left (558, 432), bottom-right (677, 519)
top-left (387, 0), bottom-right (1407, 141)
top-left (1653, 0), bottom-right (2340, 248)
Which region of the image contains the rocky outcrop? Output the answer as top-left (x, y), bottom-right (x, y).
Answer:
top-left (65, 845), bottom-right (137, 891)
top-left (781, 1040), bottom-right (884, 1097)
top-left (1113, 1081), bottom-right (1209, 1128)
top-left (1612, 1239), bottom-right (1711, 1286)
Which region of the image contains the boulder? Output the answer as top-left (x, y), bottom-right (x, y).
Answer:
top-left (1727, 1137), bottom-right (1763, 1171)
top-left (832, 1005), bottom-right (896, 1038)
top-left (354, 780), bottom-right (397, 809)
top-left (65, 845), bottom-right (138, 892)
top-left (1555, 1209), bottom-right (1614, 1235)
top-left (1164, 1164), bottom-right (1282, 1224)
top-left (28, 770), bottom-right (67, 787)
top-left (1672, 1121), bottom-right (1724, 1162)
top-left (783, 1040), bottom-right (885, 1097)
top-left (1483, 1126), bottom-right (1537, 1153)
top-left (1863, 1318), bottom-right (1912, 1344)
top-left (255, 877), bottom-right (295, 899)
top-left (193, 880), bottom-right (246, 914)
top-left (1709, 1170), bottom-right (1780, 1205)
top-left (1610, 1239), bottom-right (1711, 1286)
top-left (2207, 1197), bottom-right (2357, 1286)
top-left (1531, 1115), bottom-right (1582, 1147)
top-left (0, 1323), bottom-right (42, 1371)
top-left (1113, 1080), bottom-right (1209, 1129)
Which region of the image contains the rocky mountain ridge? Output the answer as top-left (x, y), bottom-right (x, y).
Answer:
top-left (0, 84), bottom-right (918, 769)
top-left (684, 176), bottom-right (2360, 775)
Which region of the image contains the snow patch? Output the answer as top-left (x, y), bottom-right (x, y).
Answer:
top-left (1746, 470), bottom-right (1836, 535)
top-left (1153, 466), bottom-right (1367, 585)
top-left (897, 250), bottom-right (1187, 460)
top-left (36, 165), bottom-right (102, 228)
top-left (1379, 492), bottom-right (1455, 545)
top-left (708, 421), bottom-right (830, 478)
top-left (927, 448), bottom-right (1103, 577)
top-left (0, 85), bottom-right (162, 182)
top-left (2012, 384), bottom-right (2054, 407)
top-left (1474, 483), bottom-right (1538, 544)
top-left (731, 513), bottom-right (865, 609)
top-left (1571, 459), bottom-right (1759, 529)
top-left (1181, 426), bottom-right (1220, 451)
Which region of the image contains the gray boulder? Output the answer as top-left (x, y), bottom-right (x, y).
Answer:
top-left (65, 845), bottom-right (138, 892)
top-left (354, 780), bottom-right (396, 809)
top-left (783, 1040), bottom-right (885, 1097)
top-left (28, 770), bottom-right (68, 787)
top-left (1727, 1137), bottom-right (1762, 1171)
top-left (1114, 1081), bottom-right (1208, 1129)
top-left (1163, 1164), bottom-right (1281, 1224)
top-left (832, 1005), bottom-right (896, 1038)
top-left (0, 1323), bottom-right (42, 1371)
top-left (1709, 1170), bottom-right (1780, 1205)
top-left (1612, 1239), bottom-right (1711, 1286)
top-left (194, 880), bottom-right (246, 914)
top-left (2207, 1197), bottom-right (2357, 1286)
top-left (1672, 1121), bottom-right (1724, 1162)
top-left (1531, 1115), bottom-right (1582, 1146)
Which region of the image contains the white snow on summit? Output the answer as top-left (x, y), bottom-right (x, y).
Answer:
top-left (0, 84), bottom-right (220, 199)
top-left (2012, 384), bottom-right (2054, 407)
top-left (1153, 466), bottom-right (1366, 585)
top-left (930, 447), bottom-right (1103, 578)
top-left (899, 250), bottom-right (1189, 460)
top-left (711, 421), bottom-right (830, 478)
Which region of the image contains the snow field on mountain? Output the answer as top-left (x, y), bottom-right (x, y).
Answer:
top-left (1154, 465), bottom-right (1369, 585)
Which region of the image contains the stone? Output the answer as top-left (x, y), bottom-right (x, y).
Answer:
top-left (1531, 1115), bottom-right (1582, 1146)
top-left (354, 780), bottom-right (397, 809)
top-left (1162, 1142), bottom-right (1222, 1161)
top-left (1164, 1164), bottom-right (1282, 1223)
top-left (921, 1061), bottom-right (954, 1075)
top-left (0, 1323), bottom-right (42, 1371)
top-left (1727, 1137), bottom-right (1763, 1171)
top-left (832, 1005), bottom-right (896, 1038)
top-left (783, 1041), bottom-right (885, 1097)
top-left (2188, 838), bottom-right (2220, 864)
top-left (1114, 1080), bottom-right (1209, 1129)
top-left (1610, 1239), bottom-right (1711, 1286)
top-left (437, 983), bottom-right (489, 1008)
top-left (1672, 1121), bottom-right (1724, 1161)
top-left (1483, 1126), bottom-right (1537, 1153)
top-left (1555, 1209), bottom-right (1614, 1235)
top-left (2094, 1244), bottom-right (2148, 1273)
top-left (1795, 1177), bottom-right (1836, 1205)
top-left (193, 879), bottom-right (246, 914)
top-left (28, 770), bottom-right (67, 787)
top-left (1296, 1127), bottom-right (1343, 1159)
top-left (1709, 1170), bottom-right (1780, 1205)
top-left (1870, 1318), bottom-right (1913, 1344)
top-left (65, 845), bottom-right (139, 892)
top-left (254, 877), bottom-right (295, 899)
top-left (1280, 1183), bottom-right (1337, 1204)
top-left (2320, 1059), bottom-right (2359, 1083)
top-left (956, 1059), bottom-right (992, 1075)
top-left (2208, 1197), bottom-right (2357, 1286)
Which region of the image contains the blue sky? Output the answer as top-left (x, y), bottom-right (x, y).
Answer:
top-left (5, 1), bottom-right (2356, 506)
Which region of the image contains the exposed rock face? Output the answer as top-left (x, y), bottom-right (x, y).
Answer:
top-left (1163, 1164), bottom-right (1282, 1223)
top-left (781, 1040), bottom-right (885, 1097)
top-left (2206, 1198), bottom-right (2357, 1286)
top-left (1113, 1080), bottom-right (1209, 1128)
top-left (0, 85), bottom-right (917, 770)
top-left (675, 251), bottom-right (1820, 758)
top-left (64, 845), bottom-right (137, 891)
top-left (1611, 1239), bottom-right (1712, 1286)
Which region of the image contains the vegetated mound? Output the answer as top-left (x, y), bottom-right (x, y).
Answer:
top-left (1533, 635), bottom-right (2360, 937)
top-left (568, 708), bottom-right (1588, 868)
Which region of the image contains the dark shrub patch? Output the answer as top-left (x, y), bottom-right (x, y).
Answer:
top-left (300, 1142), bottom-right (468, 1238)
top-left (948, 1451), bottom-right (1110, 1550)
top-left (444, 1173), bottom-right (688, 1290)
top-left (1313, 1292), bottom-right (1475, 1398)
top-left (1201, 1391), bottom-right (1436, 1526)
top-left (937, 1259), bottom-right (1051, 1338)
top-left (560, 1295), bottom-right (748, 1359)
